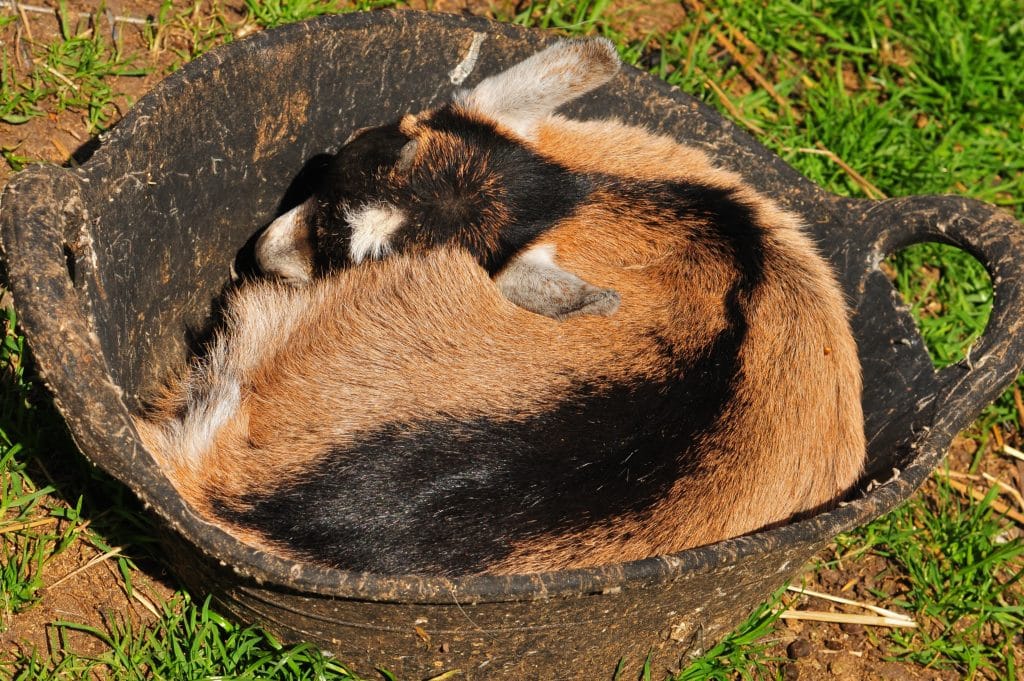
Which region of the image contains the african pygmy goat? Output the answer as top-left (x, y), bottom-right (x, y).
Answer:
top-left (135, 38), bottom-right (865, 576)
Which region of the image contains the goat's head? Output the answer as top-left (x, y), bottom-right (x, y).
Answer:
top-left (254, 38), bottom-right (621, 319)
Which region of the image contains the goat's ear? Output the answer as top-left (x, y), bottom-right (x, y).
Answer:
top-left (455, 38), bottom-right (620, 141)
top-left (495, 244), bottom-right (620, 320)
top-left (256, 199), bottom-right (315, 285)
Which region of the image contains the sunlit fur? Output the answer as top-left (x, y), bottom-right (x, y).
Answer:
top-left (135, 40), bottom-right (865, 575)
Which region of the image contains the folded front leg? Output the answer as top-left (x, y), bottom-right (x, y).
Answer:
top-left (495, 244), bottom-right (620, 320)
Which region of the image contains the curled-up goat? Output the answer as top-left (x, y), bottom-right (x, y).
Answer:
top-left (135, 38), bottom-right (866, 576)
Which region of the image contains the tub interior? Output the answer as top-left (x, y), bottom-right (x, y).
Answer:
top-left (67, 14), bottom-right (938, 495)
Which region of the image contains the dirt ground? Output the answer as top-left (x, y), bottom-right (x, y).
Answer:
top-left (0, 533), bottom-right (176, 662)
top-left (762, 433), bottom-right (1024, 681)
top-left (768, 555), bottom-right (957, 681)
top-left (1, 1), bottom-right (1021, 679)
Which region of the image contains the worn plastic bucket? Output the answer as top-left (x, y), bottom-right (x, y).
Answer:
top-left (3, 10), bottom-right (1024, 679)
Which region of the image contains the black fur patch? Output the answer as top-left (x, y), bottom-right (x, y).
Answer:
top-left (312, 123), bottom-right (412, 272)
top-left (413, 108), bottom-right (592, 273)
top-left (212, 182), bottom-right (769, 575)
top-left (310, 109), bottom-right (591, 275)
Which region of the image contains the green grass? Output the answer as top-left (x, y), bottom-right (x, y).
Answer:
top-left (1, 0), bottom-right (1023, 679)
top-left (509, 0), bottom-right (612, 33)
top-left (8, 593), bottom-right (367, 680)
top-left (0, 307), bottom-right (88, 618)
top-left (242, 0), bottom-right (402, 29)
top-left (1, 3), bottom-right (148, 131)
top-left (0, 307), bottom-right (344, 681)
top-left (887, 244), bottom-right (992, 371)
top-left (834, 473), bottom-right (1024, 677)
top-left (144, 0), bottom-right (240, 63)
top-left (662, 1), bottom-right (1023, 210)
top-left (2, 0), bottom-right (410, 130)
top-left (672, 589), bottom-right (788, 680)
top-left (143, 0), bottom-right (409, 66)
top-left (0, 145), bottom-right (31, 172)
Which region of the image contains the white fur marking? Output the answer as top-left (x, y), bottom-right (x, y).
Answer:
top-left (346, 203), bottom-right (406, 264)
top-left (449, 32), bottom-right (487, 85)
top-left (180, 379), bottom-right (240, 465)
top-left (162, 339), bottom-right (241, 468)
top-left (518, 242), bottom-right (557, 268)
top-left (260, 204), bottom-right (303, 251)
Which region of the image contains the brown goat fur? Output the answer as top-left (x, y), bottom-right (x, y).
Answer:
top-left (135, 39), bottom-right (864, 575)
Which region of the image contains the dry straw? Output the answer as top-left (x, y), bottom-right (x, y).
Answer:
top-left (780, 585), bottom-right (917, 628)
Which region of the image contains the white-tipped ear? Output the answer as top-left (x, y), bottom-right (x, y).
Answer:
top-left (256, 199), bottom-right (315, 285)
top-left (455, 37), bottom-right (620, 141)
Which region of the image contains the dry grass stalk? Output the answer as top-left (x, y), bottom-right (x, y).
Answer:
top-left (0, 515), bottom-right (58, 534)
top-left (787, 585), bottom-right (913, 621)
top-left (701, 73), bottom-right (766, 135)
top-left (945, 478), bottom-right (1024, 525)
top-left (682, 0), bottom-right (794, 119)
top-left (682, 0), bottom-right (709, 16)
top-left (129, 586), bottom-right (161, 618)
top-left (710, 26), bottom-right (797, 120)
top-left (992, 424), bottom-right (1005, 450)
top-left (945, 470), bottom-right (1024, 513)
top-left (792, 144), bottom-right (887, 199)
top-left (944, 470), bottom-right (981, 481)
top-left (723, 20), bottom-right (762, 62)
top-left (47, 546), bottom-right (123, 590)
top-left (51, 137), bottom-right (72, 162)
top-left (1002, 445), bottom-right (1024, 463)
top-left (98, 557), bottom-right (162, 618)
top-left (683, 1), bottom-right (762, 62)
top-left (13, 26), bottom-right (26, 70)
top-left (685, 13), bottom-right (704, 77)
top-left (424, 670), bottom-right (463, 681)
top-left (777, 609), bottom-right (917, 628)
top-left (0, 1), bottom-right (149, 25)
top-left (42, 63), bottom-right (79, 92)
top-left (14, 0), bottom-right (33, 43)
top-left (983, 472), bottom-right (1024, 513)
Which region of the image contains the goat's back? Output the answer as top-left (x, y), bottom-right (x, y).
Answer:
top-left (136, 117), bottom-right (864, 575)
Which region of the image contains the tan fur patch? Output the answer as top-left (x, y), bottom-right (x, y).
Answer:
top-left (137, 49), bottom-right (864, 575)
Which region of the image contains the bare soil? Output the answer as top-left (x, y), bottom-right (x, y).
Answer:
top-left (1, 534), bottom-right (175, 662)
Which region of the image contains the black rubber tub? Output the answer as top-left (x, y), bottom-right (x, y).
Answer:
top-left (2, 10), bottom-right (1024, 680)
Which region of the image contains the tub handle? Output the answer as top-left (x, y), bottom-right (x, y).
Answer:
top-left (0, 165), bottom-right (141, 482)
top-left (861, 195), bottom-right (1024, 431)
